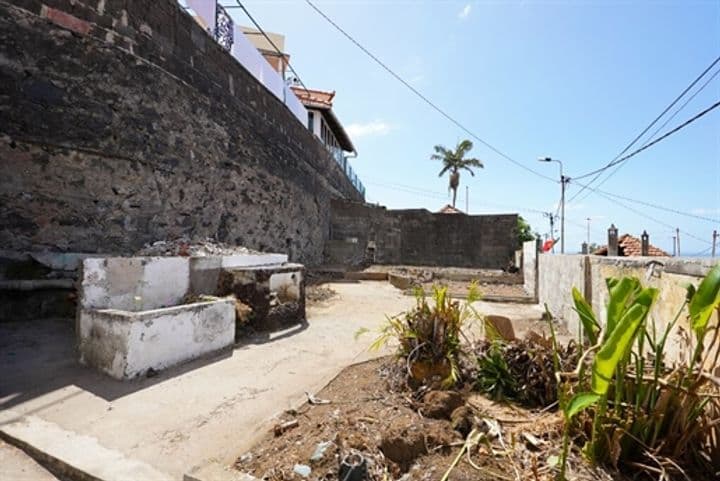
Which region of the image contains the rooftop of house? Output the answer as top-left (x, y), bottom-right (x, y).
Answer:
top-left (593, 233), bottom-right (670, 257)
top-left (291, 86), bottom-right (355, 153)
top-left (436, 204), bottom-right (465, 214)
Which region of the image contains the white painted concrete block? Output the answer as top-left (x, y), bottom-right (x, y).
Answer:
top-left (78, 300), bottom-right (235, 379)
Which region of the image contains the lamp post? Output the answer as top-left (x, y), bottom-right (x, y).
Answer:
top-left (539, 157), bottom-right (566, 254)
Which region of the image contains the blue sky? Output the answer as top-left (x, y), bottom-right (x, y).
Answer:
top-left (233, 0), bottom-right (719, 255)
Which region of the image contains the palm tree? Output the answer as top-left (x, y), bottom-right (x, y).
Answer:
top-left (432, 140), bottom-right (484, 208)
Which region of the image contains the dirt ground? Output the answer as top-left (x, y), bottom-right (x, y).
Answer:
top-left (0, 439), bottom-right (62, 481)
top-left (235, 357), bottom-right (615, 481)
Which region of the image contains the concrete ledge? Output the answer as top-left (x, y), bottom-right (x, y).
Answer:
top-left (343, 271), bottom-right (388, 281)
top-left (0, 279), bottom-right (75, 290)
top-left (0, 410), bottom-right (173, 481)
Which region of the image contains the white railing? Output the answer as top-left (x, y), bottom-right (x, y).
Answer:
top-left (181, 0), bottom-right (364, 198)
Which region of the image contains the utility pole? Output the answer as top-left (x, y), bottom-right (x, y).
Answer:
top-left (672, 236), bottom-right (677, 256)
top-left (543, 212), bottom-right (556, 253)
top-left (538, 157), bottom-right (566, 253)
top-left (712, 230), bottom-right (718, 258)
top-left (676, 228), bottom-right (681, 257)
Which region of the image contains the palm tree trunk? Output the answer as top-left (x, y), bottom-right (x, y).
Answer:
top-left (452, 187), bottom-right (457, 208)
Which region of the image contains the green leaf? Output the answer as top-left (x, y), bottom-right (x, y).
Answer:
top-left (688, 264), bottom-right (720, 337)
top-left (604, 277), bottom-right (640, 339)
top-left (565, 392), bottom-right (601, 420)
top-left (572, 287), bottom-right (599, 344)
top-left (591, 287), bottom-right (658, 395)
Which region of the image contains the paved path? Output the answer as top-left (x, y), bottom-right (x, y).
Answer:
top-left (0, 439), bottom-right (60, 481)
top-left (0, 281), bottom-right (550, 480)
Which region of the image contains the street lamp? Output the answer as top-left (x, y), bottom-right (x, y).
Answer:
top-left (538, 157), bottom-right (567, 254)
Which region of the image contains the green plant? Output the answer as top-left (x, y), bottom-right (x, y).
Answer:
top-left (517, 215), bottom-right (536, 244)
top-left (557, 266), bottom-right (720, 480)
top-left (361, 283), bottom-right (481, 388)
top-left (432, 140), bottom-right (484, 208)
top-left (475, 341), bottom-right (518, 400)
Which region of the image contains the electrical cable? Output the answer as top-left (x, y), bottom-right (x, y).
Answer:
top-left (303, 0), bottom-right (558, 184)
top-left (226, 1), bottom-right (312, 96)
top-left (572, 66), bottom-right (720, 203)
top-left (568, 54), bottom-right (720, 201)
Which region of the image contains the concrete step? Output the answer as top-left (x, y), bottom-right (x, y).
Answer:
top-left (0, 410), bottom-right (173, 481)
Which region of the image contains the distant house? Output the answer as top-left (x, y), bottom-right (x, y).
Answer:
top-left (436, 204), bottom-right (465, 215)
top-left (290, 87), bottom-right (356, 163)
top-left (593, 233), bottom-right (669, 257)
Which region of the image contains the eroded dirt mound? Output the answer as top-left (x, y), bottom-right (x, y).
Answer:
top-left (421, 390), bottom-right (464, 419)
top-left (235, 357), bottom-right (614, 481)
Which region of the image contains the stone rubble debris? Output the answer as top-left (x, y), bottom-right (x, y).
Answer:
top-left (136, 237), bottom-right (260, 257)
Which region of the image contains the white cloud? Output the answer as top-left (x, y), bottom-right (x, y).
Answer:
top-left (346, 121), bottom-right (392, 138)
top-left (458, 3), bottom-right (472, 19)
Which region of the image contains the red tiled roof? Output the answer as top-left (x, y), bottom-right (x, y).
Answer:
top-left (437, 204), bottom-right (465, 214)
top-left (290, 86), bottom-right (335, 109)
top-left (593, 234), bottom-right (669, 257)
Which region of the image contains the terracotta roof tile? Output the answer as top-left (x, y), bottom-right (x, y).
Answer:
top-left (593, 234), bottom-right (669, 257)
top-left (437, 204), bottom-right (465, 214)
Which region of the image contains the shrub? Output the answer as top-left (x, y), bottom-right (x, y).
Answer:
top-left (557, 266), bottom-right (720, 480)
top-left (362, 283), bottom-right (481, 388)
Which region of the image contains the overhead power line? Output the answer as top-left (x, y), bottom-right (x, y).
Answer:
top-left (575, 66), bottom-right (720, 200)
top-left (569, 54), bottom-right (720, 201)
top-left (573, 183), bottom-right (720, 225)
top-left (303, 0), bottom-right (557, 184)
top-left (572, 99), bottom-right (720, 181)
top-left (590, 188), bottom-right (712, 246)
top-left (226, 1), bottom-right (311, 96)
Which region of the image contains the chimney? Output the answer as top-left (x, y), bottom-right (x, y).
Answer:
top-left (608, 224), bottom-right (619, 256)
top-left (641, 230), bottom-right (649, 256)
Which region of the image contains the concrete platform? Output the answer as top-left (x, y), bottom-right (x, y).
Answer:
top-left (0, 282), bottom-right (554, 481)
top-left (0, 439), bottom-right (61, 481)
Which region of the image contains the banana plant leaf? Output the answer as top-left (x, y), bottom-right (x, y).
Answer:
top-left (572, 287), bottom-right (600, 344)
top-left (565, 391), bottom-right (601, 420)
top-left (591, 287), bottom-right (658, 395)
top-left (688, 264), bottom-right (720, 337)
top-left (604, 277), bottom-right (640, 341)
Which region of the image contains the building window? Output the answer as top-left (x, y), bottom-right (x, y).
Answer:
top-left (308, 111), bottom-right (315, 131)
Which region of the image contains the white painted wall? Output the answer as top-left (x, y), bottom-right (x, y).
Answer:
top-left (79, 300), bottom-right (235, 379)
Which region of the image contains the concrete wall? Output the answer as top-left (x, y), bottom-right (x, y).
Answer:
top-left (522, 240), bottom-right (538, 298)
top-left (79, 253), bottom-right (287, 311)
top-left (79, 299), bottom-right (235, 379)
top-left (327, 200), bottom-right (518, 269)
top-left (539, 254), bottom-right (720, 363)
top-left (0, 0), bottom-right (362, 266)
top-left (538, 254), bottom-right (589, 337)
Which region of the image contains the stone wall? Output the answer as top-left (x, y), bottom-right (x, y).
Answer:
top-left (327, 200), bottom-right (518, 269)
top-left (0, 0), bottom-right (362, 265)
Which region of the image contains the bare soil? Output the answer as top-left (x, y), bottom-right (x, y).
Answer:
top-left (235, 357), bottom-right (616, 481)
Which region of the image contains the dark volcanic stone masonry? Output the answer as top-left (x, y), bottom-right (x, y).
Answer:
top-left (0, 0), bottom-right (361, 265)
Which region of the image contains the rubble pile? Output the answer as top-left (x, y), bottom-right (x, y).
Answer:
top-left (136, 238), bottom-right (260, 257)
